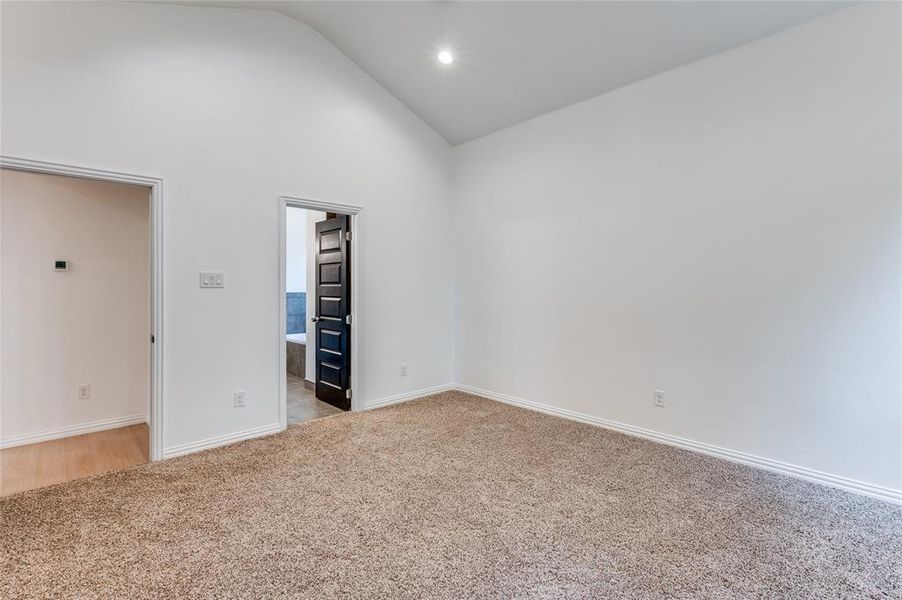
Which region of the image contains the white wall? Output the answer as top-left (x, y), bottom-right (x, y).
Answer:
top-left (285, 207), bottom-right (307, 293)
top-left (0, 1), bottom-right (454, 453)
top-left (453, 5), bottom-right (901, 491)
top-left (1, 170), bottom-right (150, 444)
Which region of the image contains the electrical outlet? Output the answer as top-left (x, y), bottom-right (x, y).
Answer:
top-left (400, 364), bottom-right (408, 377)
top-left (78, 384), bottom-right (91, 400)
top-left (234, 390), bottom-right (246, 408)
top-left (653, 389), bottom-right (666, 408)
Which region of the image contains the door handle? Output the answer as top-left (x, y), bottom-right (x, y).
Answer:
top-left (311, 316), bottom-right (320, 323)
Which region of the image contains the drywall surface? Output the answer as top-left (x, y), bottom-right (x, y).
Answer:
top-left (453, 5), bottom-right (901, 491)
top-left (0, 1), bottom-right (454, 452)
top-left (285, 207), bottom-right (307, 294)
top-left (1, 170), bottom-right (150, 444)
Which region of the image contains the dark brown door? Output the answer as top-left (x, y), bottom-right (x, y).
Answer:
top-left (311, 215), bottom-right (351, 410)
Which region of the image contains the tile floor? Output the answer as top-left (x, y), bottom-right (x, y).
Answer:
top-left (287, 374), bottom-right (345, 424)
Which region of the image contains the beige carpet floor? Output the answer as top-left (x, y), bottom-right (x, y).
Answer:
top-left (2, 392), bottom-right (900, 599)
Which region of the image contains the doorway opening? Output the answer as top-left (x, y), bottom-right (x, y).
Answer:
top-left (279, 196), bottom-right (363, 429)
top-left (0, 160), bottom-right (162, 496)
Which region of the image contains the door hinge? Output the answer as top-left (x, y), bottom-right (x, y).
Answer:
top-left (345, 314), bottom-right (352, 325)
top-left (151, 334), bottom-right (155, 344)
top-left (345, 389), bottom-right (352, 400)
top-left (346, 231), bottom-right (352, 242)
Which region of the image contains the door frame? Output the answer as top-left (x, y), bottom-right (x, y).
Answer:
top-left (278, 195), bottom-right (364, 429)
top-left (0, 155), bottom-right (165, 461)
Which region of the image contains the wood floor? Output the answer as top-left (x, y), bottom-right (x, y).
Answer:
top-left (287, 374), bottom-right (344, 424)
top-left (1, 380), bottom-right (338, 497)
top-left (0, 424), bottom-right (148, 497)
top-left (1, 378), bottom-right (336, 497)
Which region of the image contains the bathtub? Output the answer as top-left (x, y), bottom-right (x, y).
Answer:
top-left (286, 332), bottom-right (306, 345)
top-left (286, 333), bottom-right (306, 378)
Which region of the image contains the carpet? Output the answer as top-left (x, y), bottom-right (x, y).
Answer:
top-left (2, 391), bottom-right (900, 599)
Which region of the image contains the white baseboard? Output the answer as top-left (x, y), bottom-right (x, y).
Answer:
top-left (453, 383), bottom-right (902, 505)
top-left (163, 385), bottom-right (455, 460)
top-left (0, 414), bottom-right (148, 449)
top-left (162, 423), bottom-right (282, 459)
top-left (364, 384), bottom-right (455, 410)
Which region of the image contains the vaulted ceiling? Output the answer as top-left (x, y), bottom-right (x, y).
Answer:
top-left (194, 1), bottom-right (852, 145)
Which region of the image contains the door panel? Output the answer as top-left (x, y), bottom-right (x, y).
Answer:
top-left (313, 215), bottom-right (351, 411)
top-left (319, 296), bottom-right (342, 318)
top-left (319, 263), bottom-right (341, 284)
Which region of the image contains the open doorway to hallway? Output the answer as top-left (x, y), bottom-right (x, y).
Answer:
top-left (0, 168), bottom-right (152, 496)
top-left (284, 206), bottom-right (350, 424)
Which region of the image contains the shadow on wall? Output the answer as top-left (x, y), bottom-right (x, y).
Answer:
top-left (287, 292), bottom-right (306, 334)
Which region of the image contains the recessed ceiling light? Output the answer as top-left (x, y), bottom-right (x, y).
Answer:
top-left (437, 50), bottom-right (454, 65)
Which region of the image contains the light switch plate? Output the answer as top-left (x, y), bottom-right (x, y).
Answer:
top-left (200, 271), bottom-right (225, 288)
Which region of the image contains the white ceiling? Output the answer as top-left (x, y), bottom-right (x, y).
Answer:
top-left (195, 1), bottom-right (853, 145)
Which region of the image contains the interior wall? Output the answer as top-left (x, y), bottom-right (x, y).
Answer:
top-left (452, 4), bottom-right (901, 491)
top-left (0, 1), bottom-right (454, 454)
top-left (285, 207), bottom-right (307, 294)
top-left (0, 170), bottom-right (150, 445)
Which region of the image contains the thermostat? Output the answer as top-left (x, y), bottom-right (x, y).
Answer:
top-left (54, 260), bottom-right (69, 271)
